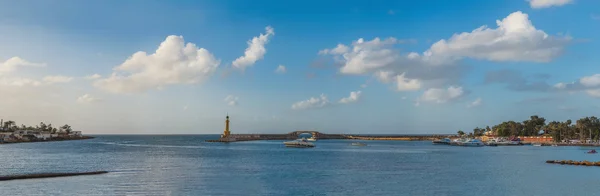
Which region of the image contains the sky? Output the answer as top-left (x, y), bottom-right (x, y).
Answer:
top-left (0, 0), bottom-right (599, 134)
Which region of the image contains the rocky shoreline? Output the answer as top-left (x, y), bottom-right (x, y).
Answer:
top-left (0, 136), bottom-right (94, 145)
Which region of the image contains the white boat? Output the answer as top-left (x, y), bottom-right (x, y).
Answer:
top-left (351, 142), bottom-right (367, 146)
top-left (284, 138), bottom-right (315, 148)
top-left (533, 143), bottom-right (542, 147)
top-left (306, 137), bottom-right (317, 142)
top-left (460, 139), bottom-right (484, 147)
top-left (551, 144), bottom-right (558, 147)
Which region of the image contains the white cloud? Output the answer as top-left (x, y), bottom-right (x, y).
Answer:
top-left (593, 14), bottom-right (600, 21)
top-left (419, 86), bottom-right (465, 104)
top-left (322, 37), bottom-right (399, 74)
top-left (527, 0), bottom-right (573, 9)
top-left (183, 105), bottom-right (189, 111)
top-left (76, 94), bottom-right (101, 103)
top-left (339, 91), bottom-right (362, 104)
top-left (467, 98), bottom-right (482, 108)
top-left (0, 57), bottom-right (46, 75)
top-left (395, 73), bottom-right (421, 91)
top-left (291, 94), bottom-right (329, 110)
top-left (85, 74), bottom-right (101, 80)
top-left (553, 82), bottom-right (568, 89)
top-left (43, 75), bottom-right (73, 84)
top-left (580, 74), bottom-right (600, 87)
top-left (0, 77), bottom-right (42, 87)
top-left (318, 44), bottom-right (350, 55)
top-left (586, 90), bottom-right (600, 98)
top-left (232, 26), bottom-right (275, 70)
top-left (554, 74), bottom-right (600, 98)
top-left (275, 65), bottom-right (286, 74)
top-left (374, 70), bottom-right (395, 83)
top-left (318, 11), bottom-right (568, 94)
top-left (360, 84), bottom-right (368, 88)
top-left (425, 11), bottom-right (570, 63)
top-left (94, 35), bottom-right (220, 94)
top-left (224, 95), bottom-right (239, 106)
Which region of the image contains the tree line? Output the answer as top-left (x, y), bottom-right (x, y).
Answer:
top-left (1, 120), bottom-right (73, 134)
top-left (459, 115), bottom-right (600, 142)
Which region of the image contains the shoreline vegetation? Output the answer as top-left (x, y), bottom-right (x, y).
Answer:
top-left (0, 119), bottom-right (90, 144)
top-left (463, 115), bottom-right (600, 144)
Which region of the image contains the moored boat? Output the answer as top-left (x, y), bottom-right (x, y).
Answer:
top-left (283, 138), bottom-right (315, 148)
top-left (351, 142), bottom-right (367, 146)
top-left (587, 149), bottom-right (597, 154)
top-left (460, 139), bottom-right (484, 147)
top-left (533, 143), bottom-right (542, 147)
top-left (432, 138), bottom-right (451, 145)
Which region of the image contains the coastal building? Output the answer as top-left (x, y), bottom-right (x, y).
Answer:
top-left (34, 132), bottom-right (52, 140)
top-left (69, 131), bottom-right (82, 137)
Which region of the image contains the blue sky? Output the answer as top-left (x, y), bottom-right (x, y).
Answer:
top-left (0, 0), bottom-right (599, 134)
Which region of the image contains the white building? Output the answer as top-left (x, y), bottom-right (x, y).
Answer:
top-left (34, 132), bottom-right (52, 140)
top-left (69, 131), bottom-right (82, 137)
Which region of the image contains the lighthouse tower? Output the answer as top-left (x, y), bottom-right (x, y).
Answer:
top-left (222, 115), bottom-right (231, 138)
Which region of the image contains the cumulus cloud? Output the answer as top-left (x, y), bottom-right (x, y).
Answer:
top-left (339, 91), bottom-right (362, 104)
top-left (0, 57), bottom-right (72, 87)
top-left (232, 26), bottom-right (275, 70)
top-left (553, 74), bottom-right (600, 98)
top-left (374, 70), bottom-right (395, 83)
top-left (425, 11), bottom-right (570, 63)
top-left (77, 94), bottom-right (101, 103)
top-left (291, 94), bottom-right (330, 110)
top-left (275, 65), bottom-right (286, 74)
top-left (419, 86), bottom-right (465, 104)
top-left (527, 0), bottom-right (573, 9)
top-left (318, 11), bottom-right (567, 95)
top-left (43, 75), bottom-right (73, 84)
top-left (85, 74), bottom-right (101, 80)
top-left (94, 35), bottom-right (220, 94)
top-left (0, 57), bottom-right (46, 75)
top-left (395, 73), bottom-right (421, 91)
top-left (224, 95), bottom-right (239, 106)
top-left (467, 98), bottom-right (482, 108)
top-left (593, 14), bottom-right (600, 21)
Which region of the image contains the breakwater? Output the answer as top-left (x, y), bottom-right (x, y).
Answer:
top-left (546, 160), bottom-right (600, 166)
top-left (0, 171), bottom-right (108, 181)
top-left (206, 131), bottom-right (453, 142)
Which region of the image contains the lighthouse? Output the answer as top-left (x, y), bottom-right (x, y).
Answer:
top-left (222, 115), bottom-right (231, 138)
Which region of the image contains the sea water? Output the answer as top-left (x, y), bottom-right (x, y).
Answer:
top-left (0, 135), bottom-right (599, 196)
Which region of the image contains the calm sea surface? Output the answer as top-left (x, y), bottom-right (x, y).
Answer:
top-left (1, 135), bottom-right (599, 196)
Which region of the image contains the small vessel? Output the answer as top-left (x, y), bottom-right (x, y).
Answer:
top-left (351, 142), bottom-right (367, 146)
top-left (460, 139), bottom-right (484, 147)
top-left (551, 144), bottom-right (558, 147)
top-left (533, 143), bottom-right (542, 147)
top-left (587, 149), bottom-right (597, 154)
top-left (433, 138), bottom-right (451, 145)
top-left (306, 137), bottom-right (317, 142)
top-left (486, 142), bottom-right (498, 147)
top-left (283, 138), bottom-right (315, 148)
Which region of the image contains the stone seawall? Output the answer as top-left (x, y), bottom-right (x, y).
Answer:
top-left (206, 133), bottom-right (452, 142)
